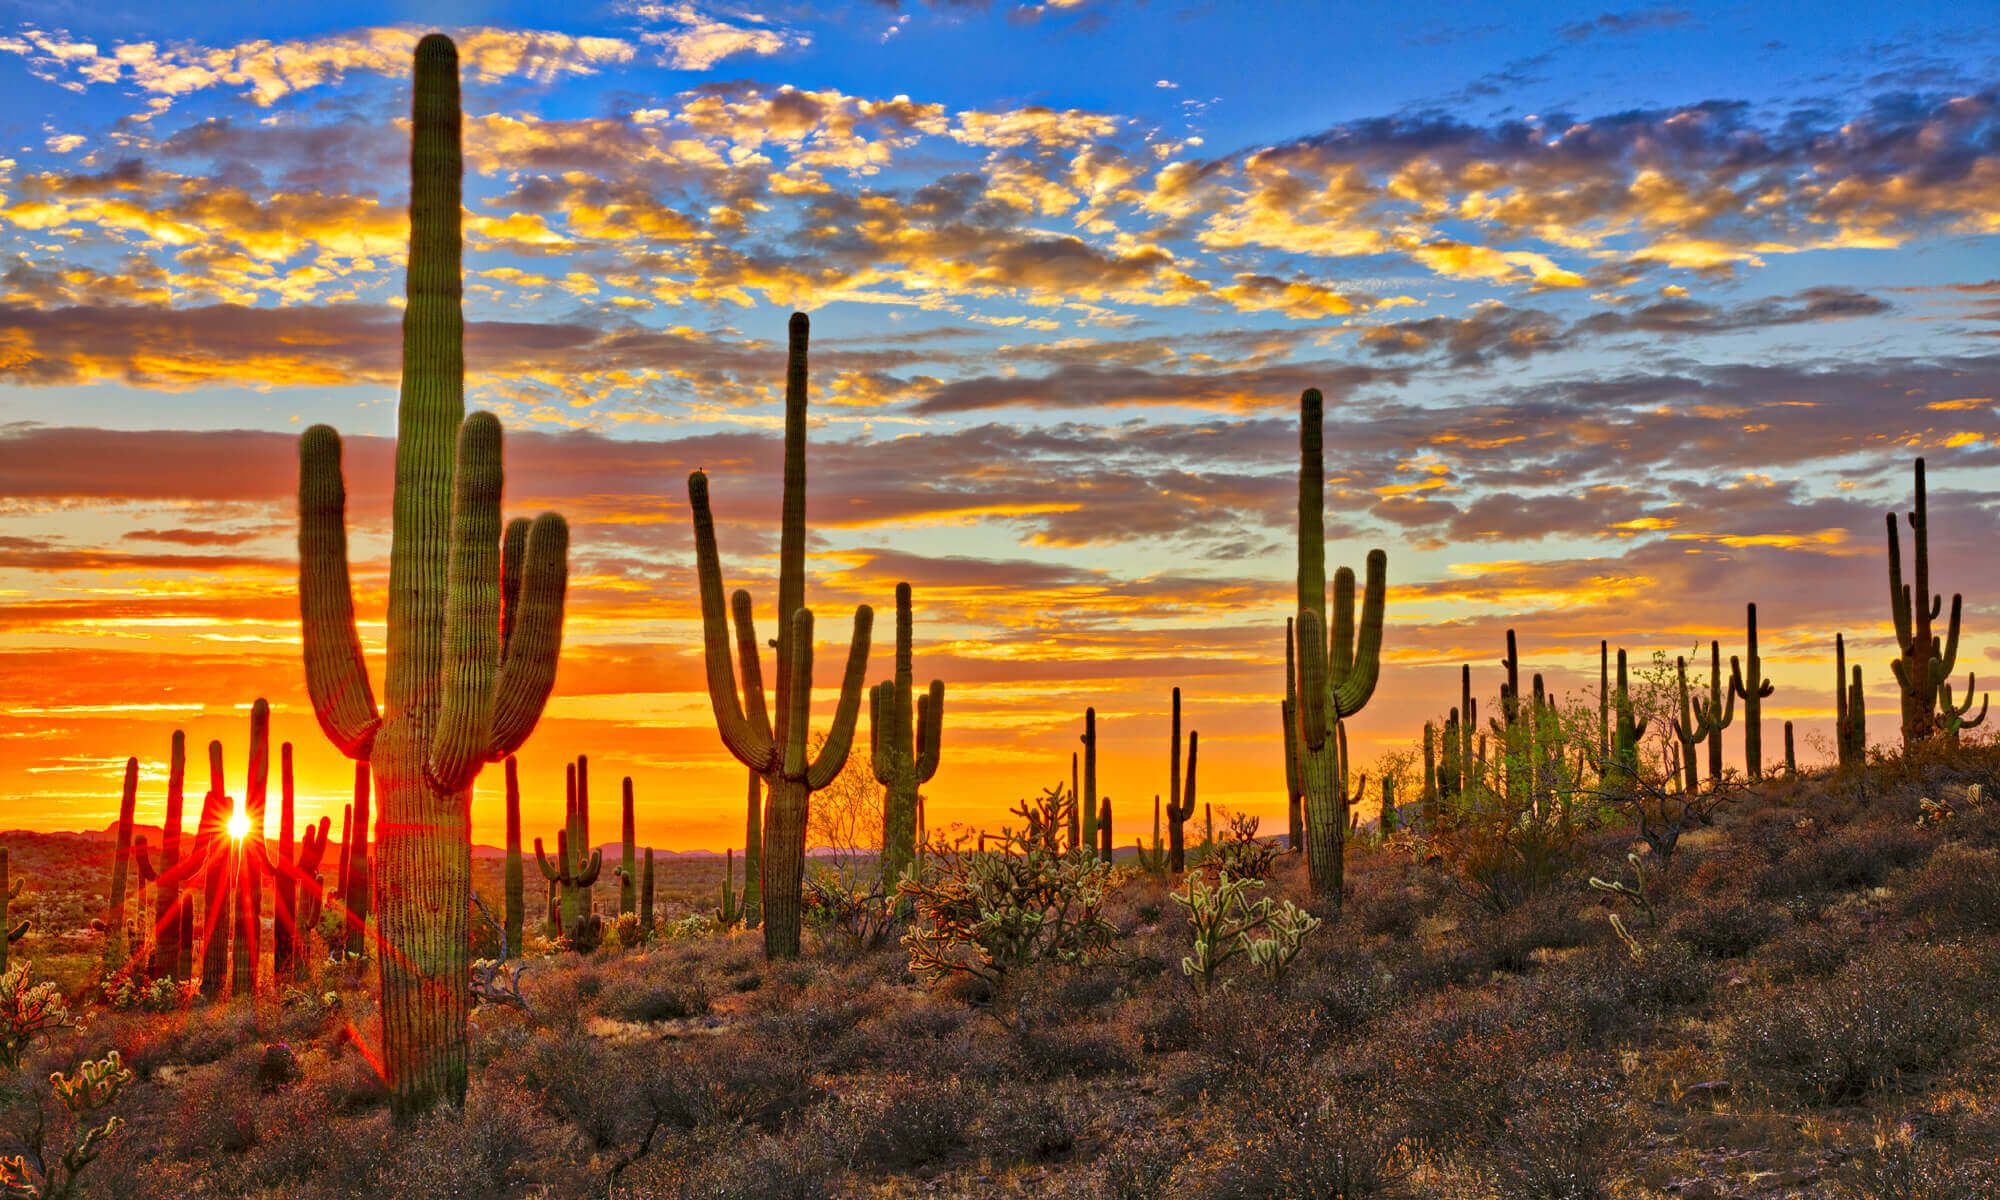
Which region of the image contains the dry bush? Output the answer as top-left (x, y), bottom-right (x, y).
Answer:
top-left (1755, 823), bottom-right (1936, 909)
top-left (1898, 845), bottom-right (2000, 936)
top-left (814, 1074), bottom-right (975, 1171)
top-left (1669, 896), bottom-right (1786, 960)
top-left (1478, 1050), bottom-right (1625, 1200)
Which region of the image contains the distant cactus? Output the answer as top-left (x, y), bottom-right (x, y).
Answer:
top-left (1380, 775), bottom-right (1398, 835)
top-left (1783, 721), bottom-right (1797, 778)
top-left (1598, 641), bottom-right (1611, 770)
top-left (231, 700), bottom-right (270, 997)
top-left (1689, 641), bottom-right (1734, 787)
top-left (296, 34), bottom-right (570, 1113)
top-left (687, 313), bottom-right (874, 959)
top-left (274, 742), bottom-right (299, 980)
top-left (1941, 676), bottom-right (1988, 745)
top-left (1731, 604), bottom-right (1776, 780)
top-left (105, 757), bottom-right (138, 967)
top-left (1611, 649), bottom-right (1648, 787)
top-left (741, 771), bottom-right (762, 929)
top-left (0, 850), bottom-right (28, 974)
top-left (1887, 458), bottom-right (1985, 746)
top-left (1137, 796), bottom-right (1168, 878)
top-left (292, 816), bottom-right (332, 977)
top-left (1287, 388), bottom-right (1388, 908)
top-left (1079, 709), bottom-right (1100, 857)
top-left (152, 732), bottom-right (189, 981)
top-left (640, 848), bottom-right (655, 936)
top-left (1067, 752), bottom-right (1081, 855)
top-left (1164, 688), bottom-right (1199, 873)
top-left (1421, 720), bottom-right (1438, 829)
top-left (619, 776), bottom-right (637, 915)
top-left (718, 848), bottom-right (741, 928)
top-left (1097, 797), bottom-right (1112, 862)
top-left (342, 760), bottom-right (371, 960)
top-left (535, 758), bottom-right (601, 942)
top-left (1670, 656), bottom-right (1702, 795)
top-left (1835, 634), bottom-right (1867, 769)
top-left (871, 582), bottom-right (944, 884)
top-left (503, 757), bottom-right (524, 955)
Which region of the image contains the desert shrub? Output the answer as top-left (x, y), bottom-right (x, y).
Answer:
top-left (1209, 811), bottom-right (1279, 880)
top-left (602, 973), bottom-right (711, 1023)
top-left (1761, 921), bottom-right (1852, 983)
top-left (1476, 892), bottom-right (1600, 972)
top-left (1202, 1073), bottom-right (1411, 1200)
top-left (369, 1086), bottom-right (554, 1199)
top-left (1728, 944), bottom-right (1978, 1105)
top-left (818, 1075), bottom-right (973, 1171)
top-left (255, 1042), bottom-right (303, 1091)
top-left (1898, 845), bottom-right (2000, 935)
top-left (900, 796), bottom-right (1116, 987)
top-left (1837, 1116), bottom-right (2000, 1199)
top-left (524, 1031), bottom-right (634, 1148)
top-left (1009, 1020), bottom-right (1138, 1081)
top-left (981, 1088), bottom-right (1084, 1163)
top-left (803, 876), bottom-right (900, 953)
top-left (1671, 897), bottom-right (1784, 960)
top-left (1538, 940), bottom-right (1711, 1049)
top-left (1756, 824), bottom-right (1935, 905)
top-left (1091, 1133), bottom-right (1187, 1200)
top-left (1127, 991), bottom-right (1201, 1054)
top-left (1479, 1051), bottom-right (1623, 1200)
top-left (1284, 943), bottom-right (1389, 1036)
top-left (676, 1132), bottom-right (839, 1200)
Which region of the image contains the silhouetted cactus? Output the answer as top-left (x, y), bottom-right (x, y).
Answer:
top-left (535, 758), bottom-right (601, 939)
top-left (342, 760), bottom-right (371, 959)
top-left (293, 815), bottom-right (332, 977)
top-left (1097, 797), bottom-right (1112, 862)
top-left (1611, 649), bottom-right (1648, 787)
top-left (1783, 721), bottom-right (1797, 777)
top-left (872, 582), bottom-right (943, 884)
top-left (1136, 796), bottom-right (1168, 877)
top-left (1421, 720), bottom-right (1438, 829)
top-left (1941, 677), bottom-right (1988, 744)
top-left (274, 743), bottom-right (299, 980)
top-left (1835, 634), bottom-right (1867, 769)
top-left (1887, 458), bottom-right (1985, 746)
top-left (104, 757), bottom-right (138, 966)
top-left (1079, 709), bottom-right (1099, 857)
top-left (687, 313), bottom-right (874, 960)
top-left (1287, 388), bottom-right (1388, 908)
top-left (718, 848), bottom-right (741, 928)
top-left (1692, 640), bottom-right (1734, 786)
top-left (619, 777), bottom-right (637, 915)
top-left (640, 848), bottom-right (655, 935)
top-left (231, 700), bottom-right (270, 996)
top-left (1732, 604), bottom-right (1776, 779)
top-left (0, 850), bottom-right (28, 973)
top-left (152, 732), bottom-right (188, 980)
top-left (1281, 618), bottom-right (1304, 851)
top-left (295, 34), bottom-right (569, 1113)
top-left (1164, 688), bottom-right (1198, 873)
top-left (742, 771), bottom-right (762, 929)
top-left (1380, 775), bottom-right (1398, 835)
top-left (503, 757), bottom-right (524, 955)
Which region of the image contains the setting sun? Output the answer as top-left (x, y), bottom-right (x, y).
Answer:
top-left (227, 809), bottom-right (250, 842)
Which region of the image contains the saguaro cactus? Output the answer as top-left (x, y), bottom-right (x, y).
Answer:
top-left (343, 762), bottom-right (371, 959)
top-left (1079, 709), bottom-right (1100, 857)
top-left (296, 35), bottom-right (569, 1114)
top-left (503, 757), bottom-right (524, 954)
top-left (1286, 388), bottom-right (1388, 909)
top-left (1671, 657), bottom-right (1703, 795)
top-left (1732, 604), bottom-right (1776, 780)
top-left (1783, 722), bottom-right (1797, 777)
top-left (1098, 797), bottom-right (1112, 862)
top-left (871, 582), bottom-right (943, 884)
top-left (1941, 678), bottom-right (1987, 744)
top-left (1834, 633), bottom-right (1865, 768)
top-left (105, 757), bottom-right (138, 965)
top-left (618, 777), bottom-right (637, 916)
top-left (1164, 688), bottom-right (1199, 873)
top-left (1692, 641), bottom-right (1734, 786)
top-left (231, 700), bottom-right (270, 996)
top-left (742, 772), bottom-right (762, 929)
top-left (640, 849), bottom-right (655, 935)
top-left (1281, 619), bottom-right (1304, 851)
top-left (535, 760), bottom-right (600, 936)
top-left (152, 732), bottom-right (187, 979)
top-left (686, 313), bottom-right (874, 960)
top-left (0, 850), bottom-right (26, 973)
top-left (1887, 458), bottom-right (1985, 746)
top-left (1611, 649), bottom-right (1648, 787)
top-left (274, 743), bottom-right (299, 980)
top-left (293, 817), bottom-right (333, 972)
top-left (197, 742), bottom-right (232, 995)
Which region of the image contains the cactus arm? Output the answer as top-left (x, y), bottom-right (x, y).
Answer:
top-left (806, 606), bottom-right (876, 792)
top-left (869, 681), bottom-right (893, 784)
top-left (1331, 549), bottom-right (1388, 716)
top-left (499, 516), bottom-right (528, 657)
top-left (533, 837), bottom-right (563, 883)
top-left (297, 425), bottom-right (382, 758)
top-left (488, 512), bottom-right (569, 758)
top-left (687, 470), bottom-right (776, 772)
top-left (430, 412), bottom-right (504, 792)
top-left (1935, 593), bottom-right (1963, 682)
top-left (1296, 388), bottom-right (1326, 617)
top-left (1886, 512), bottom-right (1913, 649)
top-left (782, 609), bottom-right (815, 782)
top-left (729, 589), bottom-right (774, 749)
top-left (575, 848), bottom-right (602, 888)
top-left (915, 680), bottom-right (943, 783)
top-left (772, 313), bottom-right (811, 758)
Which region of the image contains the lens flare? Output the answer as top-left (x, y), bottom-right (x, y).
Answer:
top-left (227, 808), bottom-right (250, 840)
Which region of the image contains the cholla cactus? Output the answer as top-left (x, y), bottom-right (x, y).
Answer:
top-left (0, 1051), bottom-right (131, 1200)
top-left (1172, 872), bottom-right (1321, 992)
top-left (0, 964), bottom-right (73, 1071)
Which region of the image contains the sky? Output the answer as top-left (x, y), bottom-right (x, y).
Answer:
top-left (1, 0), bottom-right (1997, 851)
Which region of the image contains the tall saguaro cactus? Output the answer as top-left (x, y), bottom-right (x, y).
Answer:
top-left (231, 700), bottom-right (270, 996)
top-left (619, 776), bottom-right (637, 916)
top-left (152, 732), bottom-right (188, 979)
top-left (105, 757), bottom-right (138, 966)
top-left (1887, 458), bottom-right (1985, 746)
top-left (295, 35), bottom-right (569, 1116)
top-left (1079, 709), bottom-right (1100, 858)
top-left (1281, 620), bottom-right (1304, 850)
top-left (1691, 641), bottom-right (1734, 787)
top-left (742, 771), bottom-right (762, 928)
top-left (871, 582), bottom-right (943, 884)
top-left (503, 757), bottom-right (524, 954)
top-left (1286, 388), bottom-right (1389, 909)
top-left (1164, 688), bottom-right (1198, 873)
top-left (1732, 603), bottom-right (1775, 780)
top-left (687, 312), bottom-right (874, 959)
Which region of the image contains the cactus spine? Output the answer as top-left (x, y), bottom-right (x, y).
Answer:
top-left (1287, 389), bottom-right (1388, 909)
top-left (0, 850), bottom-right (25, 973)
top-left (105, 757), bottom-right (138, 966)
top-left (1164, 688), bottom-right (1198, 873)
top-left (619, 776), bottom-right (637, 915)
top-left (1887, 458), bottom-right (1985, 746)
top-left (503, 757), bottom-right (524, 955)
top-left (871, 582), bottom-right (944, 884)
top-left (295, 35), bottom-right (569, 1115)
top-left (687, 313), bottom-right (874, 960)
top-left (1732, 603), bottom-right (1776, 779)
top-left (742, 771), bottom-right (761, 929)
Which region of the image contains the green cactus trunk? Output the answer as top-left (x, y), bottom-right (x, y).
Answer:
top-left (296, 36), bottom-right (569, 1115)
top-left (105, 756), bottom-right (138, 966)
top-left (1697, 640), bottom-right (1734, 786)
top-left (1067, 753), bottom-right (1081, 852)
top-left (1098, 797), bottom-right (1112, 862)
top-left (742, 771), bottom-right (762, 929)
top-left (687, 314), bottom-right (874, 960)
top-left (872, 583), bottom-right (944, 885)
top-left (1612, 650), bottom-right (1647, 788)
top-left (152, 731), bottom-right (187, 980)
top-left (620, 776), bottom-right (636, 916)
top-left (503, 757), bottom-right (524, 956)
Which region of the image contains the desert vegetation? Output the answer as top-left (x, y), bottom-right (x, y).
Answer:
top-left (1, 30), bottom-right (1997, 1200)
